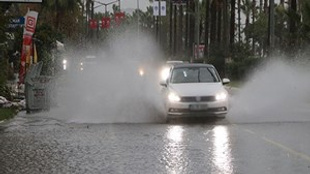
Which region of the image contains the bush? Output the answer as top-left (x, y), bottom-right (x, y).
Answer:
top-left (226, 57), bottom-right (263, 80)
top-left (0, 108), bottom-right (17, 121)
top-left (0, 85), bottom-right (13, 101)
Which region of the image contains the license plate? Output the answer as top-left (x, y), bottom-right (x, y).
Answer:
top-left (189, 104), bottom-right (208, 110)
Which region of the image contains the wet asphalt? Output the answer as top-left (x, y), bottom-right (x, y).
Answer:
top-left (1, 112), bottom-right (310, 174)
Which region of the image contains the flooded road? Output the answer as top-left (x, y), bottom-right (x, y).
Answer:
top-left (1, 112), bottom-right (310, 174)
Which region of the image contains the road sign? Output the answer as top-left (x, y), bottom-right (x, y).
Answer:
top-left (7, 17), bottom-right (24, 28)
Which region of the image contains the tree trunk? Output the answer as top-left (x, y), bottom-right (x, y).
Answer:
top-left (169, 1), bottom-right (173, 56)
top-left (210, 0), bottom-right (217, 50)
top-left (264, 0), bottom-right (268, 13)
top-left (174, 5), bottom-right (177, 56)
top-left (223, 0), bottom-right (229, 58)
top-left (238, 0), bottom-right (241, 42)
top-left (204, 0), bottom-right (210, 58)
top-left (189, 1), bottom-right (196, 57)
top-left (252, 0), bottom-right (256, 55)
top-left (179, 5), bottom-right (183, 54)
top-left (230, 0), bottom-right (235, 51)
top-left (289, 0), bottom-right (297, 52)
top-left (217, 1), bottom-right (222, 45)
top-left (185, 1), bottom-right (189, 56)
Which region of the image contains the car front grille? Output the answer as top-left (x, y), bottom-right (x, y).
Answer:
top-left (180, 96), bottom-right (216, 102)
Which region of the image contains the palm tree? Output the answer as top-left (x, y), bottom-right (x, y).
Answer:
top-left (238, 0), bottom-right (242, 42)
top-left (210, 0), bottom-right (217, 50)
top-left (42, 0), bottom-right (82, 31)
top-left (252, 0), bottom-right (256, 54)
top-left (241, 0), bottom-right (252, 45)
top-left (230, 0), bottom-right (236, 50)
top-left (205, 0), bottom-right (210, 58)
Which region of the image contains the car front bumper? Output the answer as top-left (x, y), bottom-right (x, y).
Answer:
top-left (166, 100), bottom-right (228, 118)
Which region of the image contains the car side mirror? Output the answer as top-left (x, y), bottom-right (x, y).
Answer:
top-left (160, 80), bottom-right (167, 87)
top-left (222, 78), bottom-right (230, 85)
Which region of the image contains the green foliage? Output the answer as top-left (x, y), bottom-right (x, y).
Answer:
top-left (225, 42), bottom-right (261, 80)
top-left (34, 24), bottom-right (61, 75)
top-left (226, 56), bottom-right (262, 80)
top-left (0, 59), bottom-right (9, 85)
top-left (0, 85), bottom-right (13, 101)
top-left (0, 108), bottom-right (17, 121)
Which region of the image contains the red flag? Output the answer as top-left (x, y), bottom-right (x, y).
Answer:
top-left (19, 11), bottom-right (38, 84)
top-left (114, 12), bottom-right (125, 26)
top-left (89, 19), bottom-right (98, 29)
top-left (101, 17), bottom-right (111, 29)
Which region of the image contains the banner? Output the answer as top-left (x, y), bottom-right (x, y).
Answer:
top-left (153, 1), bottom-right (159, 16)
top-left (153, 1), bottom-right (166, 16)
top-left (161, 1), bottom-right (166, 16)
top-left (19, 10), bottom-right (38, 84)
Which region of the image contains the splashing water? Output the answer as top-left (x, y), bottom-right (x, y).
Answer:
top-left (228, 58), bottom-right (310, 123)
top-left (49, 30), bottom-right (166, 123)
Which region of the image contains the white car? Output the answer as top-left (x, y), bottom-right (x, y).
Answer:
top-left (160, 63), bottom-right (230, 120)
top-left (160, 60), bottom-right (185, 81)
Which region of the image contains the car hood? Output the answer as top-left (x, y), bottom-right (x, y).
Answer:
top-left (168, 83), bottom-right (226, 96)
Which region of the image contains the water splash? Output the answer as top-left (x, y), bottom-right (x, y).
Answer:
top-left (228, 58), bottom-right (310, 123)
top-left (49, 30), bottom-right (166, 123)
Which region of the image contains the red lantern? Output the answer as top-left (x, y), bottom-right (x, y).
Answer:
top-left (114, 12), bottom-right (125, 26)
top-left (89, 19), bottom-right (98, 29)
top-left (101, 17), bottom-right (111, 29)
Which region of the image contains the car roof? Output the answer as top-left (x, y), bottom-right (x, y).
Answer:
top-left (172, 63), bottom-right (215, 68)
top-left (166, 60), bottom-right (184, 64)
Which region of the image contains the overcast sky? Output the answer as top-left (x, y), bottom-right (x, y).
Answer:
top-left (95, 0), bottom-right (151, 13)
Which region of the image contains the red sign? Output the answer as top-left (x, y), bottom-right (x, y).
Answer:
top-left (19, 10), bottom-right (38, 84)
top-left (194, 44), bottom-right (205, 59)
top-left (19, 35), bottom-right (32, 84)
top-left (25, 16), bottom-right (36, 33)
top-left (89, 19), bottom-right (98, 29)
top-left (101, 17), bottom-right (111, 29)
top-left (114, 12), bottom-right (125, 26)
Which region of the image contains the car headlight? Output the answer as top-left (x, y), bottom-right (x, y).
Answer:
top-left (215, 92), bottom-right (227, 101)
top-left (63, 59), bottom-right (67, 65)
top-left (139, 68), bottom-right (144, 76)
top-left (168, 92), bottom-right (181, 102)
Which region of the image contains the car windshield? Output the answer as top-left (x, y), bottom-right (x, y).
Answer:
top-left (170, 67), bottom-right (220, 83)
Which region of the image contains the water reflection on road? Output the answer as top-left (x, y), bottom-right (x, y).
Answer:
top-left (1, 114), bottom-right (310, 174)
top-left (212, 126), bottom-right (234, 174)
top-left (164, 125), bottom-right (186, 174)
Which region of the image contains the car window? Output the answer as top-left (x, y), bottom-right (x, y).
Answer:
top-left (170, 67), bottom-right (220, 83)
